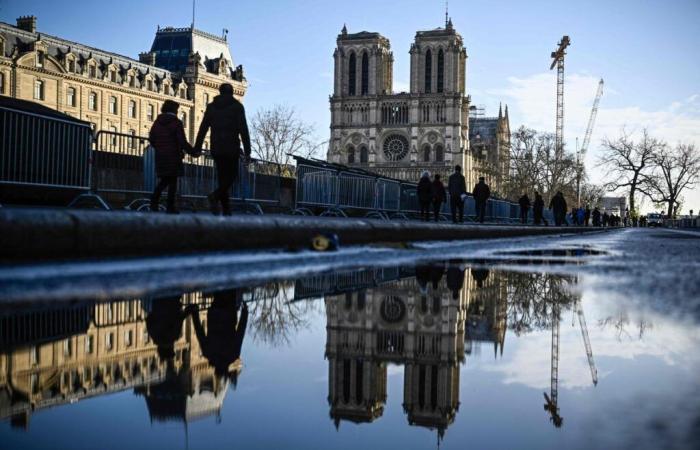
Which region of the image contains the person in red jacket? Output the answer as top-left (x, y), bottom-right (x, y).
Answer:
top-left (149, 100), bottom-right (193, 213)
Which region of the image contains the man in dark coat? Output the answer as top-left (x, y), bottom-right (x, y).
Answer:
top-left (431, 174), bottom-right (446, 222)
top-left (533, 191), bottom-right (545, 225)
top-left (448, 165), bottom-right (467, 223)
top-left (417, 171), bottom-right (432, 222)
top-left (472, 177), bottom-right (491, 223)
top-left (518, 193), bottom-right (531, 224)
top-left (549, 191), bottom-right (568, 226)
top-left (149, 100), bottom-right (193, 213)
top-left (592, 207), bottom-right (601, 226)
top-left (584, 205), bottom-right (591, 227)
top-left (194, 83), bottom-right (251, 216)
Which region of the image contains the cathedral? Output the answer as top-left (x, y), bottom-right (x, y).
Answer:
top-left (327, 19), bottom-right (510, 192)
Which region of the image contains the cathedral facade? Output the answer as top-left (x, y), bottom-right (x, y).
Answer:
top-left (327, 20), bottom-right (510, 191)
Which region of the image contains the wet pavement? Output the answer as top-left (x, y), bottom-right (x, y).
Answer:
top-left (1, 227), bottom-right (698, 449)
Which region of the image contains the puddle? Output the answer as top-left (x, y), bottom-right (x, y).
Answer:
top-left (1, 262), bottom-right (697, 450)
top-left (496, 247), bottom-right (608, 257)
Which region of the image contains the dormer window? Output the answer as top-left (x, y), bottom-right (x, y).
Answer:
top-left (180, 89), bottom-right (186, 100)
top-left (36, 51), bottom-right (44, 68)
top-left (110, 70), bottom-right (117, 83)
top-left (147, 79), bottom-right (153, 91)
top-left (129, 76), bottom-right (136, 88)
top-left (89, 64), bottom-right (96, 78)
top-left (67, 58), bottom-right (75, 73)
top-left (34, 79), bottom-right (44, 100)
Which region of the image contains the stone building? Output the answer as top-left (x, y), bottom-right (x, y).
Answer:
top-left (327, 19), bottom-right (510, 189)
top-left (324, 265), bottom-right (467, 437)
top-left (0, 293), bottom-right (237, 429)
top-left (469, 105), bottom-right (511, 194)
top-left (0, 16), bottom-right (246, 148)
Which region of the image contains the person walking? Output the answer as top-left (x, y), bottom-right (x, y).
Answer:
top-left (592, 207), bottom-right (601, 226)
top-left (472, 176), bottom-right (491, 223)
top-left (518, 193), bottom-right (531, 224)
top-left (549, 192), bottom-right (568, 226)
top-left (417, 171), bottom-right (432, 222)
top-left (431, 174), bottom-right (446, 222)
top-left (149, 100), bottom-right (193, 213)
top-left (533, 191), bottom-right (545, 225)
top-left (194, 83), bottom-right (251, 216)
top-left (584, 205), bottom-right (591, 227)
top-left (576, 207), bottom-right (585, 226)
top-left (448, 165), bottom-right (467, 223)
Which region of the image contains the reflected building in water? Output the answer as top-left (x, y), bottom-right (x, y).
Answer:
top-left (464, 265), bottom-right (508, 358)
top-left (324, 263), bottom-right (468, 437)
top-left (0, 291), bottom-right (247, 429)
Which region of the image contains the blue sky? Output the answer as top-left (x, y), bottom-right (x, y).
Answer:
top-left (2, 0), bottom-right (699, 212)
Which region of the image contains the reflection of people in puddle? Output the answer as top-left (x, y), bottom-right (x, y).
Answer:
top-left (470, 263), bottom-right (490, 288)
top-left (145, 295), bottom-right (187, 365)
top-left (186, 289), bottom-right (248, 379)
top-left (446, 262), bottom-right (465, 299)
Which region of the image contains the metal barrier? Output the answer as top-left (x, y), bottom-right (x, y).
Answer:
top-left (71, 130), bottom-right (281, 213)
top-left (0, 105), bottom-right (93, 192)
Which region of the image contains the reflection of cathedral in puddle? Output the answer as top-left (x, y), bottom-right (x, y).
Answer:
top-left (325, 263), bottom-right (469, 437)
top-left (0, 290), bottom-right (247, 429)
top-left (464, 266), bottom-right (507, 358)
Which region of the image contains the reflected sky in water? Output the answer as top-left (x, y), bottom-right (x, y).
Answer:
top-left (1, 264), bottom-right (698, 450)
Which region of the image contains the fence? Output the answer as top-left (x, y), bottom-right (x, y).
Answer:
top-left (0, 105), bottom-right (93, 192)
top-left (70, 130), bottom-right (282, 212)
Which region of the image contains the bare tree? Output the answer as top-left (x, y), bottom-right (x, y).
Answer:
top-left (505, 126), bottom-right (578, 204)
top-left (250, 105), bottom-right (326, 174)
top-left (640, 143), bottom-right (700, 218)
top-left (579, 182), bottom-right (605, 208)
top-left (598, 128), bottom-right (662, 214)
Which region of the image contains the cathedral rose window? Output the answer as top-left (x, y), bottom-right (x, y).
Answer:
top-left (383, 135), bottom-right (409, 161)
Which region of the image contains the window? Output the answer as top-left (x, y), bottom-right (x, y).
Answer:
top-left (147, 104), bottom-right (154, 121)
top-left (108, 96), bottom-right (117, 114)
top-left (180, 112), bottom-right (187, 128)
top-left (180, 89), bottom-right (187, 99)
top-left (437, 49), bottom-right (444, 93)
top-left (125, 330), bottom-right (133, 347)
top-left (129, 76), bottom-right (136, 88)
top-left (0, 72), bottom-right (4, 94)
top-left (361, 51), bottom-right (369, 95)
top-left (383, 134), bottom-right (409, 161)
top-left (360, 146), bottom-right (368, 164)
top-left (109, 126), bottom-right (118, 147)
top-left (85, 335), bottom-right (94, 354)
top-left (128, 100), bottom-right (136, 118)
top-left (88, 92), bottom-right (97, 111)
top-left (34, 79), bottom-right (44, 100)
top-left (425, 49), bottom-right (432, 93)
top-left (347, 146), bottom-right (355, 164)
top-left (142, 329), bottom-right (149, 344)
top-left (423, 145), bottom-right (431, 162)
top-left (435, 144), bottom-right (444, 162)
top-left (110, 70), bottom-right (117, 83)
top-left (30, 346), bottom-right (39, 365)
top-left (348, 53), bottom-right (356, 96)
top-left (36, 51), bottom-right (44, 68)
top-left (105, 333), bottom-right (113, 351)
top-left (63, 339), bottom-right (72, 357)
top-left (147, 79), bottom-right (153, 91)
top-left (67, 87), bottom-right (76, 107)
top-left (89, 64), bottom-right (96, 78)
top-left (67, 59), bottom-right (75, 73)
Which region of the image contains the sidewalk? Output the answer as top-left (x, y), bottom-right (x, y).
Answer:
top-left (0, 208), bottom-right (606, 260)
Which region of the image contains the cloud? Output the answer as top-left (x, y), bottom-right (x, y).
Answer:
top-left (489, 73), bottom-right (700, 211)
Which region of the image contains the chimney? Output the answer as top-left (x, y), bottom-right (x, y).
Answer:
top-left (139, 52), bottom-right (157, 66)
top-left (16, 16), bottom-right (37, 33)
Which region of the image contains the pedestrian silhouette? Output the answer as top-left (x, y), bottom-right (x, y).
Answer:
top-left (149, 100), bottom-right (194, 213)
top-left (473, 176), bottom-right (491, 223)
top-left (194, 83), bottom-right (251, 216)
top-left (533, 191), bottom-right (545, 225)
top-left (592, 207), bottom-right (601, 226)
top-left (448, 165), bottom-right (467, 223)
top-left (431, 174), bottom-right (446, 222)
top-left (417, 171), bottom-right (432, 222)
top-left (549, 191), bottom-right (568, 226)
top-left (518, 193), bottom-right (531, 224)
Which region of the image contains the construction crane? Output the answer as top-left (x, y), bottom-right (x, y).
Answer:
top-left (550, 36), bottom-right (571, 160)
top-left (576, 299), bottom-right (598, 385)
top-left (543, 296), bottom-right (598, 428)
top-left (576, 79), bottom-right (604, 206)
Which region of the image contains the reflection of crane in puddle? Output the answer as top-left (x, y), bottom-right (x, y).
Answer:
top-left (543, 297), bottom-right (597, 428)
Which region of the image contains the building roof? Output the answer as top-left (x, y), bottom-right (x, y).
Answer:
top-left (0, 94), bottom-right (92, 125)
top-left (469, 117), bottom-right (500, 141)
top-left (150, 26), bottom-right (235, 74)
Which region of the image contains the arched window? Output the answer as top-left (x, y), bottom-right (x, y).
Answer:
top-left (424, 49), bottom-right (432, 93)
top-left (66, 87), bottom-right (76, 107)
top-left (361, 51), bottom-right (369, 95)
top-left (347, 146), bottom-right (355, 164)
top-left (34, 80), bottom-right (44, 100)
top-left (360, 146), bottom-right (368, 163)
top-left (348, 52), bottom-right (356, 96)
top-left (88, 92), bottom-right (97, 111)
top-left (128, 100), bottom-right (136, 118)
top-left (435, 144), bottom-right (444, 162)
top-left (423, 145), bottom-right (431, 162)
top-left (437, 49), bottom-right (444, 93)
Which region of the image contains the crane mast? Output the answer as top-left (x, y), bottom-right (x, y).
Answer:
top-left (577, 299), bottom-right (598, 385)
top-left (577, 79), bottom-right (604, 206)
top-left (550, 36), bottom-right (570, 161)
